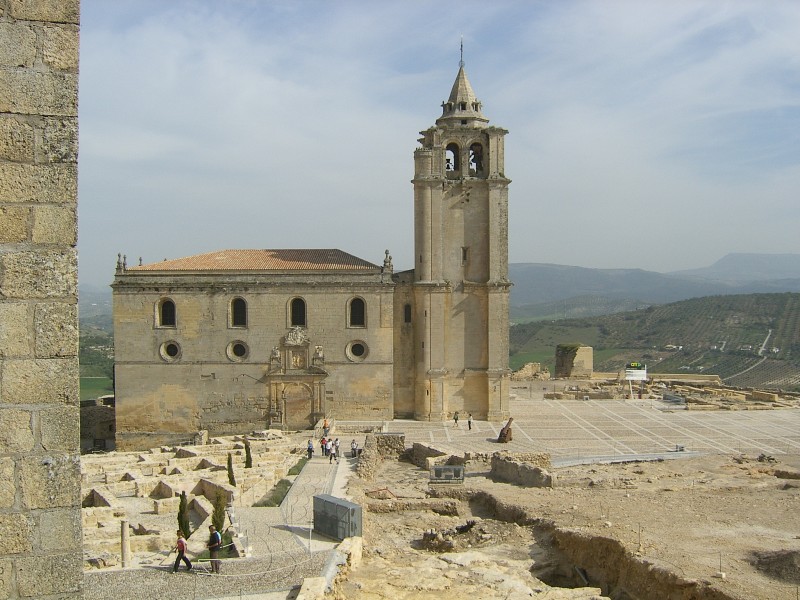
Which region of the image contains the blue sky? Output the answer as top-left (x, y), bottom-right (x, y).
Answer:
top-left (78, 1), bottom-right (800, 288)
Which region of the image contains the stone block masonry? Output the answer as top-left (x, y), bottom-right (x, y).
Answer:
top-left (0, 1), bottom-right (82, 597)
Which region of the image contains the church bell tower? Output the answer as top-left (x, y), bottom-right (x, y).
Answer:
top-left (411, 59), bottom-right (511, 421)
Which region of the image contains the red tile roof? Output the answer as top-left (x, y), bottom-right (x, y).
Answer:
top-left (127, 249), bottom-right (379, 273)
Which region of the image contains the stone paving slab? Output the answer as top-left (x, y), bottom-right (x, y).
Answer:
top-left (377, 397), bottom-right (800, 460)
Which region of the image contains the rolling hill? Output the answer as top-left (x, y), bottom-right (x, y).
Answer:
top-left (509, 253), bottom-right (800, 321)
top-left (510, 292), bottom-right (800, 391)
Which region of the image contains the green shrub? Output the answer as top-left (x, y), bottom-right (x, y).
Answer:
top-left (287, 457), bottom-right (308, 476)
top-left (253, 479), bottom-right (292, 507)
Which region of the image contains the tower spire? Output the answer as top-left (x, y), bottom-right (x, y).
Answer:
top-left (459, 36), bottom-right (464, 68)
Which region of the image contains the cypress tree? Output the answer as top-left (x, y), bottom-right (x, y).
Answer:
top-left (212, 490), bottom-right (226, 533)
top-left (227, 452), bottom-right (236, 487)
top-left (177, 490), bottom-right (191, 538)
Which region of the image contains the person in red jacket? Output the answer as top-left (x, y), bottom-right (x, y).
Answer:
top-left (172, 530), bottom-right (192, 573)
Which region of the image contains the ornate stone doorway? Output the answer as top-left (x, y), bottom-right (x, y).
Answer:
top-left (282, 382), bottom-right (314, 430)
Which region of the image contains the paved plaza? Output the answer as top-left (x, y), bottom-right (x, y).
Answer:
top-left (384, 394), bottom-right (800, 462)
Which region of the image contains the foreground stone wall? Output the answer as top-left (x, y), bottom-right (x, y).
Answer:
top-left (0, 1), bottom-right (82, 597)
top-left (490, 452), bottom-right (554, 487)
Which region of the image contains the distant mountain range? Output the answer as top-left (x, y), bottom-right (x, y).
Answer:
top-left (510, 253), bottom-right (800, 320)
top-left (80, 253), bottom-right (800, 321)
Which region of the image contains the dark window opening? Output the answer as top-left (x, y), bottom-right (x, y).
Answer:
top-left (232, 343), bottom-right (247, 357)
top-left (351, 343), bottom-right (365, 357)
top-left (349, 297), bottom-right (366, 327)
top-left (159, 299), bottom-right (176, 327)
top-left (445, 143), bottom-right (460, 172)
top-left (231, 298), bottom-right (247, 327)
top-left (165, 343), bottom-right (179, 357)
top-left (459, 102), bottom-right (467, 110)
top-left (461, 247), bottom-right (469, 265)
top-left (291, 298), bottom-right (306, 327)
top-left (404, 303), bottom-right (412, 324)
top-left (469, 143), bottom-right (483, 175)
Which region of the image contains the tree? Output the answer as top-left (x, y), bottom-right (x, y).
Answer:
top-left (227, 452), bottom-right (236, 487)
top-left (212, 490), bottom-right (226, 533)
top-left (177, 490), bottom-right (191, 539)
top-left (244, 437), bottom-right (252, 469)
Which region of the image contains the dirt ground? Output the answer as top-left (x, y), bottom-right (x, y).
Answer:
top-left (331, 452), bottom-right (800, 600)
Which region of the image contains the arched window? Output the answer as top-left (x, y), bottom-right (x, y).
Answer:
top-left (349, 297), bottom-right (366, 327)
top-left (231, 297), bottom-right (247, 327)
top-left (290, 298), bottom-right (306, 327)
top-left (404, 303), bottom-right (412, 324)
top-left (469, 143), bottom-right (484, 175)
top-left (445, 143), bottom-right (460, 173)
top-left (159, 299), bottom-right (176, 327)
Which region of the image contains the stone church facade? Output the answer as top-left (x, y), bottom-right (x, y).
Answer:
top-left (113, 64), bottom-right (512, 450)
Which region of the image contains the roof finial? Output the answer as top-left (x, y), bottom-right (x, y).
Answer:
top-left (459, 35), bottom-right (464, 68)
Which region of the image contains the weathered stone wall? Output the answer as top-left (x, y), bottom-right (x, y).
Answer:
top-left (80, 402), bottom-right (116, 452)
top-left (113, 276), bottom-right (396, 449)
top-left (555, 344), bottom-right (593, 378)
top-left (490, 452), bottom-right (554, 487)
top-left (410, 442), bottom-right (448, 468)
top-left (0, 1), bottom-right (82, 597)
top-left (355, 433), bottom-right (405, 479)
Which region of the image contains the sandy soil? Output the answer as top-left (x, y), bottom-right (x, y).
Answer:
top-left (331, 452), bottom-right (800, 600)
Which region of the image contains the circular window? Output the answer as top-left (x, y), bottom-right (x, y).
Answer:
top-left (159, 341), bottom-right (181, 362)
top-left (226, 341), bottom-right (249, 362)
top-left (345, 340), bottom-right (368, 362)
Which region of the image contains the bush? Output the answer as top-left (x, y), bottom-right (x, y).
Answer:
top-left (253, 479), bottom-right (292, 507)
top-left (288, 457), bottom-right (308, 476)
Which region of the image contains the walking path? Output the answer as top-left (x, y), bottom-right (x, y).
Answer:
top-left (84, 444), bottom-right (362, 600)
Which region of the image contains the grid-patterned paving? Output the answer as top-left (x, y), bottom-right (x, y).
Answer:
top-left (384, 397), bottom-right (800, 461)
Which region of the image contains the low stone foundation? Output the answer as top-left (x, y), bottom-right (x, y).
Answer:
top-left (490, 452), bottom-right (554, 488)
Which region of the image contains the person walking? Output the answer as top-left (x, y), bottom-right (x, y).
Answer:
top-left (307, 438), bottom-right (314, 460)
top-left (325, 438), bottom-right (333, 459)
top-left (207, 525), bottom-right (221, 574)
top-left (350, 439), bottom-right (358, 458)
top-left (453, 411), bottom-right (459, 428)
top-left (468, 413), bottom-right (473, 431)
top-left (329, 441), bottom-right (337, 464)
top-left (320, 436), bottom-right (327, 456)
top-left (172, 530), bottom-right (192, 573)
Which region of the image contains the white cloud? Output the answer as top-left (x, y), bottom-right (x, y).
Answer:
top-left (78, 0), bottom-right (800, 286)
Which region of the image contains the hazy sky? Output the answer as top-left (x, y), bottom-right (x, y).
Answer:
top-left (78, 1), bottom-right (800, 288)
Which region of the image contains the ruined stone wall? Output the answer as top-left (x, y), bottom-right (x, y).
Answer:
top-left (555, 344), bottom-right (593, 378)
top-left (490, 452), bottom-right (554, 487)
top-left (410, 442), bottom-right (448, 468)
top-left (355, 433), bottom-right (405, 480)
top-left (0, 1), bottom-right (82, 596)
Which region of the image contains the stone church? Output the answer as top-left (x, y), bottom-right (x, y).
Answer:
top-left (112, 63), bottom-right (512, 450)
